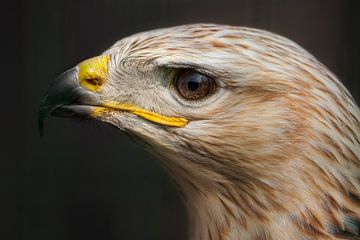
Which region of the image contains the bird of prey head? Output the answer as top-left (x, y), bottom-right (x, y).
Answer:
top-left (39, 24), bottom-right (360, 240)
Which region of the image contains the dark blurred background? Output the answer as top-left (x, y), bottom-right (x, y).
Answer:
top-left (4, 0), bottom-right (360, 239)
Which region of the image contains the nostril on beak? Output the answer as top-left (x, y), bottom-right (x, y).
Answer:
top-left (84, 77), bottom-right (103, 87)
top-left (78, 55), bottom-right (109, 92)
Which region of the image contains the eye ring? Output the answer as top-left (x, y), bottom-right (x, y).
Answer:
top-left (174, 69), bottom-right (217, 100)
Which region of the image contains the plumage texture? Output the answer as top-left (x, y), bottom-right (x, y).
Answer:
top-left (42, 24), bottom-right (360, 239)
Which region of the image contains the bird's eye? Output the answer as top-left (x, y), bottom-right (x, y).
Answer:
top-left (175, 70), bottom-right (216, 100)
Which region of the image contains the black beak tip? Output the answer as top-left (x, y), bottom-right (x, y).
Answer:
top-left (38, 67), bottom-right (100, 136)
top-left (38, 67), bottom-right (78, 137)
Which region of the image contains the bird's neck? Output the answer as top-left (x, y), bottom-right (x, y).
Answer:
top-left (180, 184), bottom-right (302, 240)
top-left (174, 165), bottom-right (360, 240)
top-left (181, 181), bottom-right (290, 240)
top-left (155, 141), bottom-right (360, 239)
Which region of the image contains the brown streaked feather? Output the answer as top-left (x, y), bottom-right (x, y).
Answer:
top-left (98, 24), bottom-right (360, 240)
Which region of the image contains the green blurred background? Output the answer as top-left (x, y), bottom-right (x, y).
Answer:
top-left (4, 0), bottom-right (360, 239)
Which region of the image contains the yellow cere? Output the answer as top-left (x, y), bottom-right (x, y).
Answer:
top-left (91, 101), bottom-right (189, 127)
top-left (78, 55), bottom-right (110, 92)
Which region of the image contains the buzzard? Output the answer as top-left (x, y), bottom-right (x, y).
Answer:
top-left (39, 24), bottom-right (360, 240)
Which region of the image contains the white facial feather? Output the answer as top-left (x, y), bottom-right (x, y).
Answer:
top-left (94, 24), bottom-right (360, 240)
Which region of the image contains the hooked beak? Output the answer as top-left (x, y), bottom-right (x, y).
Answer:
top-left (38, 66), bottom-right (102, 136)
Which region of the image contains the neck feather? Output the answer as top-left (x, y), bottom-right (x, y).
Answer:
top-left (165, 155), bottom-right (360, 240)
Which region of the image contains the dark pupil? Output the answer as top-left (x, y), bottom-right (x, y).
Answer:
top-left (176, 70), bottom-right (215, 100)
top-left (188, 76), bottom-right (201, 91)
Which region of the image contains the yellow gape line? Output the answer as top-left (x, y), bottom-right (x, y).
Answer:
top-left (92, 101), bottom-right (188, 127)
top-left (78, 55), bottom-right (110, 92)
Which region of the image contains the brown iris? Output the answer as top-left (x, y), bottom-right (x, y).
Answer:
top-left (175, 70), bottom-right (216, 100)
